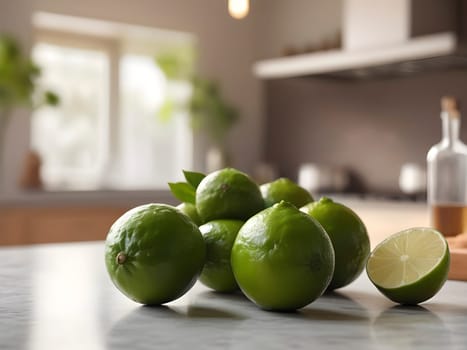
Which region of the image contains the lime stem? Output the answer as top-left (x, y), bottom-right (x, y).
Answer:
top-left (116, 252), bottom-right (127, 265)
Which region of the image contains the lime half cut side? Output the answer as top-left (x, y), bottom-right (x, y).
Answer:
top-left (367, 227), bottom-right (450, 305)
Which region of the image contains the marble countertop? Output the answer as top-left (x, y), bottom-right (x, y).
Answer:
top-left (1, 241), bottom-right (466, 350)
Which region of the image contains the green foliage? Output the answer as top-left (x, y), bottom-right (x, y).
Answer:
top-left (183, 170), bottom-right (205, 188)
top-left (168, 169), bottom-right (206, 204)
top-left (155, 48), bottom-right (238, 147)
top-left (44, 91), bottom-right (59, 106)
top-left (158, 99), bottom-right (175, 123)
top-left (155, 45), bottom-right (195, 81)
top-left (189, 77), bottom-right (238, 146)
top-left (0, 35), bottom-right (59, 119)
top-left (168, 182), bottom-right (196, 204)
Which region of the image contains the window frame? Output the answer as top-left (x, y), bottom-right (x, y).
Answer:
top-left (33, 29), bottom-right (122, 188)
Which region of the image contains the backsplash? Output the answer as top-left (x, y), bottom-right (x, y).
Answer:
top-left (264, 69), bottom-right (467, 194)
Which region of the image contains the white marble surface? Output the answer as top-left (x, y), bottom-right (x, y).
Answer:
top-left (1, 241), bottom-right (466, 350)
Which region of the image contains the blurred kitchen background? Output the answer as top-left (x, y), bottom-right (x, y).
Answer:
top-left (1, 0), bottom-right (466, 244)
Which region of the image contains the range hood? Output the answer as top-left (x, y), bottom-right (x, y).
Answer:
top-left (254, 0), bottom-right (467, 80)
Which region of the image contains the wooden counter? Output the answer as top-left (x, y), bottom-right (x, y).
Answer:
top-left (0, 206), bottom-right (130, 245)
top-left (0, 195), bottom-right (427, 247)
top-left (0, 189), bottom-right (176, 245)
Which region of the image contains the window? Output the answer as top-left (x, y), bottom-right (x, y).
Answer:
top-left (117, 54), bottom-right (193, 189)
top-left (31, 13), bottom-right (196, 190)
top-left (32, 42), bottom-right (110, 190)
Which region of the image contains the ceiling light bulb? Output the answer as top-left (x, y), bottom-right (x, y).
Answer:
top-left (228, 0), bottom-right (249, 19)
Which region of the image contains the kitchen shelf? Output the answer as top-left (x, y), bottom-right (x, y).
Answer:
top-left (252, 32), bottom-right (467, 80)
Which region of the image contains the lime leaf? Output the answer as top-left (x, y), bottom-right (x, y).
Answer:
top-left (183, 170), bottom-right (205, 189)
top-left (168, 182), bottom-right (196, 204)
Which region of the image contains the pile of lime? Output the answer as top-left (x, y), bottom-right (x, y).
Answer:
top-left (105, 167), bottom-right (451, 311)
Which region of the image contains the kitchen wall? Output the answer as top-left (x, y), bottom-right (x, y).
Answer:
top-left (253, 0), bottom-right (342, 60)
top-left (0, 0), bottom-right (33, 197)
top-left (252, 0), bottom-right (467, 194)
top-left (264, 70), bottom-right (467, 193)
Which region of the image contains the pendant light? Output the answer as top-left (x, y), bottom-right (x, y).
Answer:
top-left (228, 0), bottom-right (249, 19)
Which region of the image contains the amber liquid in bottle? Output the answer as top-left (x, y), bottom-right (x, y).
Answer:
top-left (431, 204), bottom-right (467, 237)
top-left (427, 97), bottom-right (467, 237)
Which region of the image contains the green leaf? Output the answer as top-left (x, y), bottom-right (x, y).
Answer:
top-left (155, 45), bottom-right (196, 81)
top-left (168, 182), bottom-right (196, 204)
top-left (44, 91), bottom-right (59, 106)
top-left (183, 170), bottom-right (205, 189)
top-left (158, 98), bottom-right (174, 123)
top-left (0, 35), bottom-right (59, 113)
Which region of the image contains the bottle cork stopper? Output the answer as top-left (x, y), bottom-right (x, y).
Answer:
top-left (441, 96), bottom-right (460, 118)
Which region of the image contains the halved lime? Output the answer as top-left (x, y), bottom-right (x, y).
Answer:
top-left (366, 227), bottom-right (450, 305)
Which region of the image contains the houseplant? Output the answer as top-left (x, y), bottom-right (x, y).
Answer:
top-left (155, 49), bottom-right (239, 171)
top-left (0, 35), bottom-right (58, 176)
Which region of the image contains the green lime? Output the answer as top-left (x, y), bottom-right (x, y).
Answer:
top-left (199, 219), bottom-right (244, 292)
top-left (176, 202), bottom-right (202, 226)
top-left (105, 203), bottom-right (206, 305)
top-left (366, 227), bottom-right (450, 305)
top-left (196, 168), bottom-right (264, 222)
top-left (301, 197), bottom-right (370, 290)
top-left (231, 201), bottom-right (335, 311)
top-left (260, 177), bottom-right (313, 208)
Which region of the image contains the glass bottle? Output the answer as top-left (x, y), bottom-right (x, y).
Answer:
top-left (427, 96), bottom-right (467, 236)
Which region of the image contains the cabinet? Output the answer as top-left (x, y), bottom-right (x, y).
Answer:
top-left (0, 206), bottom-right (130, 246)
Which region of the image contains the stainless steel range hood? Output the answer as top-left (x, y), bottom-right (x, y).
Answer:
top-left (253, 0), bottom-right (467, 80)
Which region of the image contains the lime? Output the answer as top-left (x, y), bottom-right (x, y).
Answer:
top-left (231, 201), bottom-right (335, 311)
top-left (199, 219), bottom-right (244, 292)
top-left (260, 177), bottom-right (313, 208)
top-left (105, 203), bottom-right (206, 305)
top-left (366, 227), bottom-right (450, 305)
top-left (301, 197), bottom-right (370, 290)
top-left (176, 202), bottom-right (202, 226)
top-left (196, 168), bottom-right (264, 222)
